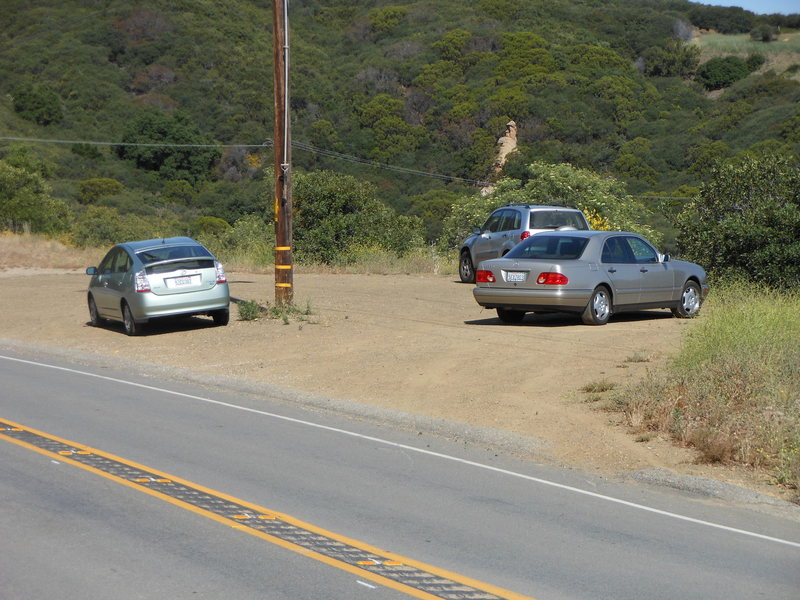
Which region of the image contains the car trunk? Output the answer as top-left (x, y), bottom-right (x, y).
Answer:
top-left (145, 258), bottom-right (218, 296)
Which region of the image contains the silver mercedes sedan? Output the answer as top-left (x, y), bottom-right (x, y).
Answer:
top-left (86, 237), bottom-right (230, 335)
top-left (473, 230), bottom-right (709, 325)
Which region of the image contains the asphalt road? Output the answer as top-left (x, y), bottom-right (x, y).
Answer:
top-left (1, 347), bottom-right (799, 600)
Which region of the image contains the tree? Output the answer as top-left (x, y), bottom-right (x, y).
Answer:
top-left (12, 82), bottom-right (63, 125)
top-left (116, 109), bottom-right (220, 182)
top-left (641, 39), bottom-right (700, 78)
top-left (439, 162), bottom-right (659, 250)
top-left (0, 160), bottom-right (71, 234)
top-left (676, 155), bottom-right (800, 287)
top-left (292, 171), bottom-right (423, 264)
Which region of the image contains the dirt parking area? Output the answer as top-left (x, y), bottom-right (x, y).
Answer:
top-left (0, 254), bottom-right (786, 501)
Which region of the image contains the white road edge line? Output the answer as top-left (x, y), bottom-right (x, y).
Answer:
top-left (3, 354), bottom-right (799, 550)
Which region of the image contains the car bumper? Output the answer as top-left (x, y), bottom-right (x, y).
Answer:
top-left (128, 284), bottom-right (230, 321)
top-left (473, 286), bottom-right (592, 313)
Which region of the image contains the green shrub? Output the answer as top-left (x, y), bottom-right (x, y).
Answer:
top-left (695, 56), bottom-right (751, 91)
top-left (237, 300), bottom-right (262, 321)
top-left (78, 178), bottom-right (125, 204)
top-left (677, 155), bottom-right (800, 287)
top-left (70, 206), bottom-right (168, 248)
top-left (292, 171), bottom-right (424, 265)
top-left (11, 82), bottom-right (63, 125)
top-left (0, 160), bottom-right (71, 235)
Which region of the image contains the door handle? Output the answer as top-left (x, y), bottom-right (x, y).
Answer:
top-left (640, 268), bottom-right (649, 273)
top-left (608, 268), bottom-right (617, 273)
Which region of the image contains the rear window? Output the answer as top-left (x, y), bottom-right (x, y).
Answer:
top-left (136, 245), bottom-right (213, 265)
top-left (505, 235), bottom-right (589, 260)
top-left (529, 211), bottom-right (588, 230)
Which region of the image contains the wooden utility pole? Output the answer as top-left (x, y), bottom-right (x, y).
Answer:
top-left (272, 0), bottom-right (293, 305)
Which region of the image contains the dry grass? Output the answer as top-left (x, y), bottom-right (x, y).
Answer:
top-left (692, 31), bottom-right (800, 80)
top-left (0, 231), bottom-right (103, 270)
top-left (616, 282), bottom-right (800, 489)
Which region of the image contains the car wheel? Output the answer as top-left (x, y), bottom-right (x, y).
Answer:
top-left (497, 308), bottom-right (525, 324)
top-left (672, 281), bottom-right (701, 318)
top-left (122, 302), bottom-right (141, 336)
top-left (459, 251), bottom-right (475, 283)
top-left (88, 295), bottom-right (105, 327)
top-left (212, 308), bottom-right (230, 326)
top-left (582, 286), bottom-right (611, 325)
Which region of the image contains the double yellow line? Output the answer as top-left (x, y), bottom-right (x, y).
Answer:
top-left (1, 418), bottom-right (534, 600)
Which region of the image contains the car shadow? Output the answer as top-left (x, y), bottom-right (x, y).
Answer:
top-left (465, 310), bottom-right (675, 328)
top-left (86, 315), bottom-right (220, 336)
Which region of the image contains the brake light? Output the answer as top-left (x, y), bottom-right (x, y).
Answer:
top-left (134, 269), bottom-right (151, 292)
top-left (215, 260), bottom-right (228, 284)
top-left (537, 272), bottom-right (568, 285)
top-left (520, 231), bottom-right (531, 241)
top-left (476, 270), bottom-right (495, 283)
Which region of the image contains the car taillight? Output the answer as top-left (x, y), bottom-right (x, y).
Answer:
top-left (520, 231), bottom-right (531, 241)
top-left (537, 272), bottom-right (568, 285)
top-left (214, 260), bottom-right (228, 284)
top-left (476, 270), bottom-right (495, 283)
top-left (134, 269), bottom-right (151, 292)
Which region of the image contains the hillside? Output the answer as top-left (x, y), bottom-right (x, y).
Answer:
top-left (1, 0), bottom-right (799, 245)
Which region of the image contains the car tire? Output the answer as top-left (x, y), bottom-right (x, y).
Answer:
top-left (582, 286), bottom-right (612, 325)
top-left (672, 281), bottom-right (701, 318)
top-left (212, 308), bottom-right (230, 326)
top-left (122, 302), bottom-right (141, 336)
top-left (88, 295), bottom-right (105, 327)
top-left (497, 308), bottom-right (525, 324)
top-left (459, 251), bottom-right (475, 283)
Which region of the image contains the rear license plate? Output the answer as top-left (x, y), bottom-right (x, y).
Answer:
top-left (506, 271), bottom-right (526, 283)
top-left (167, 275), bottom-right (198, 288)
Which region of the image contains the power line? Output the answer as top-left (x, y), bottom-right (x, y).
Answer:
top-left (0, 136), bottom-right (269, 149)
top-left (0, 135), bottom-right (489, 186)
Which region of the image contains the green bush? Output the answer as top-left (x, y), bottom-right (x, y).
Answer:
top-left (695, 56), bottom-right (750, 91)
top-left (292, 171), bottom-right (424, 265)
top-left (11, 82), bottom-right (63, 125)
top-left (77, 178), bottom-right (125, 204)
top-left (196, 214), bottom-right (274, 267)
top-left (677, 155), bottom-right (800, 287)
top-left (70, 206), bottom-right (167, 248)
top-left (0, 160), bottom-right (71, 235)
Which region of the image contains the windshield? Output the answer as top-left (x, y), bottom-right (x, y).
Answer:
top-left (505, 235), bottom-right (589, 260)
top-left (529, 211), bottom-right (588, 230)
top-left (136, 245), bottom-right (213, 265)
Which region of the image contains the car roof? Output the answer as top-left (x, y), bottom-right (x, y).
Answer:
top-left (502, 203), bottom-right (581, 211)
top-left (119, 237), bottom-right (201, 252)
top-left (532, 230), bottom-right (642, 239)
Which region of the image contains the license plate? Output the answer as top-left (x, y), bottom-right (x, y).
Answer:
top-left (169, 276), bottom-right (195, 288)
top-left (506, 271), bottom-right (526, 283)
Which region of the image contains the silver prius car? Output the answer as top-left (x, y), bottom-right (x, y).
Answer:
top-left (86, 237), bottom-right (230, 335)
top-left (473, 230), bottom-right (709, 325)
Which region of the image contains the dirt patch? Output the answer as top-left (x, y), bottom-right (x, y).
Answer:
top-left (0, 235), bottom-right (789, 501)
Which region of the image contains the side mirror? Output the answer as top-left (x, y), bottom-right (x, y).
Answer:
top-left (472, 226), bottom-right (481, 235)
top-left (85, 267), bottom-right (97, 275)
top-left (661, 254), bottom-right (671, 263)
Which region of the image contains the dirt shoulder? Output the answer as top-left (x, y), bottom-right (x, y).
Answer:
top-left (0, 261), bottom-right (791, 503)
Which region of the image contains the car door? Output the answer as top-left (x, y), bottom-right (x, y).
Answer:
top-left (628, 236), bottom-right (676, 303)
top-left (473, 209), bottom-right (510, 264)
top-left (91, 248), bottom-right (120, 318)
top-left (600, 236), bottom-right (641, 306)
top-left (106, 248), bottom-right (133, 319)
